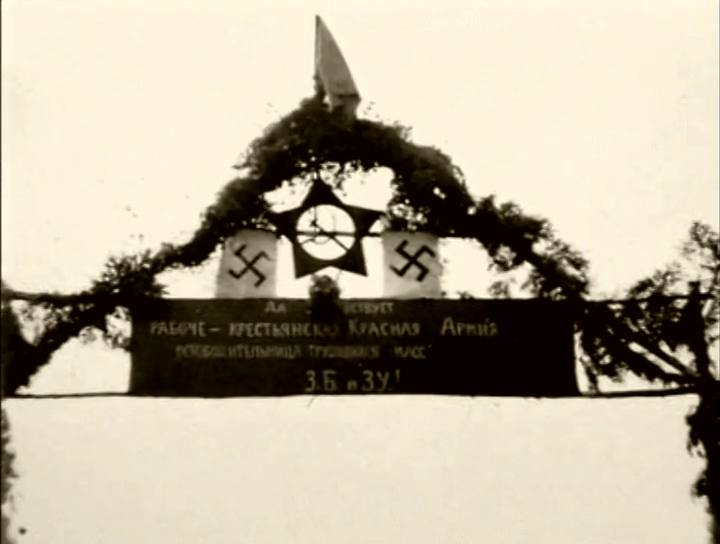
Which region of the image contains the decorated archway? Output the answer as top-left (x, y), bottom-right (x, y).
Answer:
top-left (0, 16), bottom-right (597, 398)
top-left (1, 13), bottom-right (717, 537)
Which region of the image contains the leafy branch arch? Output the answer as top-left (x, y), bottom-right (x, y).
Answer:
top-left (1, 90), bottom-right (594, 392)
top-left (1, 90), bottom-right (717, 537)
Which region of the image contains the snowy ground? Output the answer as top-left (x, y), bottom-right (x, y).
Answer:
top-left (3, 392), bottom-right (711, 544)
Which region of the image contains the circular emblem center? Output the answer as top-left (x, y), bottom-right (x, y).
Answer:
top-left (296, 205), bottom-right (356, 260)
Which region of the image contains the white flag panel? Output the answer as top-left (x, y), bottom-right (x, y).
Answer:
top-left (382, 232), bottom-right (442, 299)
top-left (215, 230), bottom-right (278, 298)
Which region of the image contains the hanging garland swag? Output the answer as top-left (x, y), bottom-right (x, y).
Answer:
top-left (1, 90), bottom-right (591, 394)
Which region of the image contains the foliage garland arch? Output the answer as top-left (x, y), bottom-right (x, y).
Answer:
top-left (169, 89), bottom-right (590, 294)
top-left (1, 88), bottom-right (718, 538)
top-left (0, 88), bottom-right (596, 394)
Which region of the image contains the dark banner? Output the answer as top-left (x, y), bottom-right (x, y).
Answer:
top-left (129, 299), bottom-right (578, 397)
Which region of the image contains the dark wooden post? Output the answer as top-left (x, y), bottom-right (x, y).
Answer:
top-left (685, 281), bottom-right (719, 542)
top-left (686, 282), bottom-right (713, 380)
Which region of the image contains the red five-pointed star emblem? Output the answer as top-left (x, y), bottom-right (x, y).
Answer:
top-left (269, 179), bottom-right (383, 277)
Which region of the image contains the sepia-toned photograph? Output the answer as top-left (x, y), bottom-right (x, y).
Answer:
top-left (2, 1), bottom-right (718, 542)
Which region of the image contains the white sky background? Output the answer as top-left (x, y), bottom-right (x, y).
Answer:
top-left (2, 0), bottom-right (718, 297)
top-left (1, 1), bottom-right (719, 542)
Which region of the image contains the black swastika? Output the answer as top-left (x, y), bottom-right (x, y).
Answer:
top-left (390, 240), bottom-right (435, 282)
top-left (229, 244), bottom-right (270, 287)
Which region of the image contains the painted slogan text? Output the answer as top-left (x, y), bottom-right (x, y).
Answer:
top-left (130, 299), bottom-right (578, 397)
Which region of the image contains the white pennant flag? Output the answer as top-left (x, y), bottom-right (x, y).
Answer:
top-left (215, 230), bottom-right (278, 298)
top-left (382, 232), bottom-right (442, 299)
top-left (315, 15), bottom-right (360, 117)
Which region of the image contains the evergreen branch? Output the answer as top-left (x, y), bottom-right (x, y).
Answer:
top-left (1, 289), bottom-right (117, 305)
top-left (590, 317), bottom-right (697, 386)
top-left (594, 305), bottom-right (700, 379)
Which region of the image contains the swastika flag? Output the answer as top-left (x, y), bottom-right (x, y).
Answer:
top-left (382, 232), bottom-right (442, 299)
top-left (215, 230), bottom-right (278, 298)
